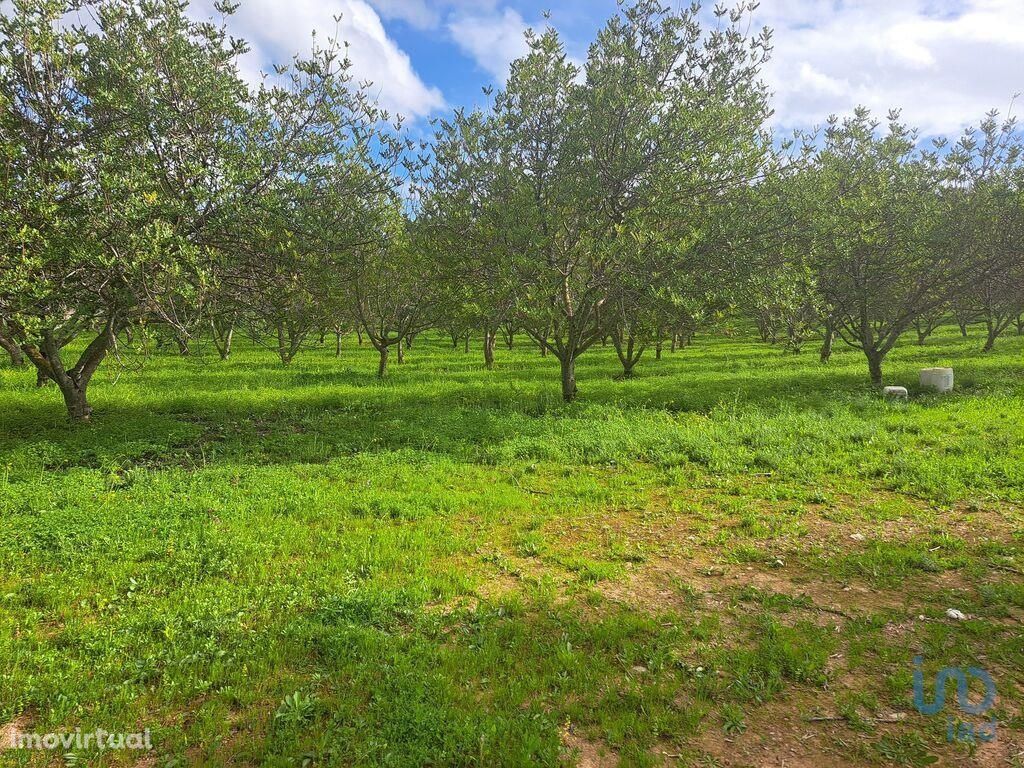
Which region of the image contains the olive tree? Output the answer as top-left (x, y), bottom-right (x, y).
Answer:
top-left (487, 0), bottom-right (772, 401)
top-left (0, 0), bottom-right (249, 418)
top-left (942, 112), bottom-right (1024, 352)
top-left (0, 0), bottom-right (401, 417)
top-left (419, 108), bottom-right (519, 371)
top-left (801, 109), bottom-right (954, 385)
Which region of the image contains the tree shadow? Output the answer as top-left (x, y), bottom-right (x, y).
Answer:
top-left (1, 330), bottom-right (1020, 476)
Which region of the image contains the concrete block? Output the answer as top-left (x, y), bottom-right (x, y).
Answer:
top-left (919, 368), bottom-right (954, 393)
top-left (883, 386), bottom-right (908, 399)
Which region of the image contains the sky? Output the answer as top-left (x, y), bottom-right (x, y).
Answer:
top-left (188, 0), bottom-right (1024, 141)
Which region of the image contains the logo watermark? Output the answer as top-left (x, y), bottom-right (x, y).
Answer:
top-left (913, 656), bottom-right (997, 743)
top-left (5, 727), bottom-right (152, 752)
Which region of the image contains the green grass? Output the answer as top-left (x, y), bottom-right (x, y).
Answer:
top-left (0, 326), bottom-right (1022, 766)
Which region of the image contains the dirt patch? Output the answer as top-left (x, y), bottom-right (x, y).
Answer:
top-left (695, 699), bottom-right (856, 767)
top-left (0, 715), bottom-right (29, 750)
top-left (688, 691), bottom-right (1024, 768)
top-left (598, 556), bottom-right (903, 621)
top-left (561, 724), bottom-right (620, 768)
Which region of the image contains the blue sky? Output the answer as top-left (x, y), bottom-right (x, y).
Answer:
top-left (191, 0), bottom-right (1024, 140)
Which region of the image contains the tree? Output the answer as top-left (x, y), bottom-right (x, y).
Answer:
top-left (0, 0), bottom-right (242, 418)
top-left (942, 112), bottom-right (1024, 353)
top-left (349, 210), bottom-right (434, 378)
top-left (419, 108), bottom-right (519, 371)
top-left (0, 0), bottom-right (403, 418)
top-left (801, 109), bottom-right (956, 386)
top-left (0, 320), bottom-right (25, 367)
top-left (479, 0), bottom-right (772, 401)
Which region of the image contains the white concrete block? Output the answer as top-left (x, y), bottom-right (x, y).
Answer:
top-left (883, 386), bottom-right (908, 399)
top-left (919, 368), bottom-right (954, 393)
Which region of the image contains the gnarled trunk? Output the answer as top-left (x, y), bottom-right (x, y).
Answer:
top-left (982, 314), bottom-right (1013, 353)
top-left (23, 320), bottom-right (116, 421)
top-left (5, 344), bottom-right (25, 367)
top-left (276, 322), bottom-right (305, 365)
top-left (866, 349), bottom-right (884, 387)
top-left (0, 328), bottom-right (24, 367)
top-left (212, 317), bottom-right (235, 361)
top-left (559, 354), bottom-right (577, 403)
top-left (611, 325), bottom-right (645, 378)
top-left (59, 380), bottom-right (92, 420)
top-left (377, 345), bottom-right (389, 379)
top-left (820, 318), bottom-right (835, 363)
top-left (483, 327), bottom-right (497, 370)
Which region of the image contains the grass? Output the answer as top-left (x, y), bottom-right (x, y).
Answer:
top-left (0, 325), bottom-right (1022, 766)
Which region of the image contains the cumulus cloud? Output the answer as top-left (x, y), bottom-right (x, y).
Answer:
top-left (366, 0), bottom-right (503, 31)
top-left (447, 8), bottom-right (532, 81)
top-left (753, 0), bottom-right (1024, 136)
top-left (190, 0), bottom-right (445, 119)
top-left (365, 0), bottom-right (440, 30)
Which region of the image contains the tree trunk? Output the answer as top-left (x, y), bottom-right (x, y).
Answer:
top-left (23, 321), bottom-right (116, 421)
top-left (655, 341), bottom-right (662, 361)
top-left (220, 327), bottom-right (234, 360)
top-left (36, 367), bottom-right (51, 387)
top-left (483, 327), bottom-right (496, 370)
top-left (356, 328), bottom-right (364, 346)
top-left (559, 354), bottom-right (577, 403)
top-left (612, 328), bottom-right (644, 378)
top-left (175, 335), bottom-right (191, 356)
top-left (982, 315), bottom-right (1011, 352)
top-left (59, 380), bottom-right (92, 420)
top-left (276, 324), bottom-right (293, 365)
top-left (377, 345), bottom-right (389, 379)
top-left (1015, 315), bottom-right (1023, 335)
top-left (0, 330), bottom-right (24, 367)
top-left (212, 317), bottom-right (235, 361)
top-left (397, 342), bottom-right (405, 364)
top-left (983, 319), bottom-right (997, 353)
top-left (866, 349), bottom-right (884, 387)
top-left (335, 331), bottom-right (343, 357)
top-left (958, 322), bottom-right (968, 338)
top-left (820, 319), bottom-right (834, 363)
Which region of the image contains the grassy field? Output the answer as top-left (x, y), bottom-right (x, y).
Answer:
top-left (0, 326), bottom-right (1022, 767)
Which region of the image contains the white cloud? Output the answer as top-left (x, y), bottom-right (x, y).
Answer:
top-left (753, 0), bottom-right (1024, 136)
top-left (447, 8), bottom-right (531, 81)
top-left (366, 0), bottom-right (501, 31)
top-left (365, 0), bottom-right (440, 30)
top-left (191, 0), bottom-right (445, 120)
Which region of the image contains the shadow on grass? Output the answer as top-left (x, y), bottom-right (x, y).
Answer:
top-left (1, 328), bottom-right (1021, 478)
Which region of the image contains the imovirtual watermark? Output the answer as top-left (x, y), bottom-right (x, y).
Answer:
top-left (913, 655), bottom-right (998, 743)
top-left (5, 727), bottom-right (153, 752)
